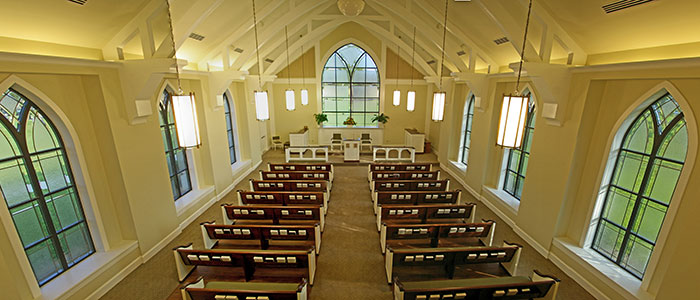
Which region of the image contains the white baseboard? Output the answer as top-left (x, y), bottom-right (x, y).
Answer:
top-left (85, 250), bottom-right (142, 300)
top-left (548, 251), bottom-right (611, 300)
top-left (142, 226), bottom-right (181, 263)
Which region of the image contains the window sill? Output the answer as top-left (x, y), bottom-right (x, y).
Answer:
top-left (552, 237), bottom-right (655, 300)
top-left (449, 160), bottom-right (467, 172)
top-left (483, 186), bottom-right (520, 213)
top-left (175, 185), bottom-right (216, 217)
top-left (231, 159), bottom-right (251, 175)
top-left (40, 241), bottom-right (138, 300)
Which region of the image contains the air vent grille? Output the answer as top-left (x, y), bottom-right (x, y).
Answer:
top-left (67, 0), bottom-right (87, 5)
top-left (264, 58), bottom-right (275, 63)
top-left (188, 33), bottom-right (205, 41)
top-left (456, 50), bottom-right (466, 56)
top-left (602, 0), bottom-right (654, 13)
top-left (493, 37), bottom-right (509, 45)
top-left (233, 48), bottom-right (244, 53)
top-left (426, 60), bottom-right (436, 65)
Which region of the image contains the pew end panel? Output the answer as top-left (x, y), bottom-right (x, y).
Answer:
top-left (222, 204), bottom-right (235, 225)
top-left (532, 270), bottom-right (561, 300)
top-left (174, 244), bottom-right (196, 282)
top-left (201, 221), bottom-right (218, 249)
top-left (500, 241), bottom-right (523, 276)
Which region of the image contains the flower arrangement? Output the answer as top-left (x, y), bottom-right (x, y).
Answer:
top-left (313, 113), bottom-right (328, 125)
top-left (343, 116), bottom-right (357, 126)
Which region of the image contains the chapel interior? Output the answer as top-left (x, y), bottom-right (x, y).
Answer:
top-left (0, 0), bottom-right (699, 299)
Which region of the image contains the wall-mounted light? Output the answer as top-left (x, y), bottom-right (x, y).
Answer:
top-left (432, 92), bottom-right (446, 121)
top-left (255, 90), bottom-right (270, 121)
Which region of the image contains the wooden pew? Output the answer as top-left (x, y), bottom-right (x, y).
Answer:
top-left (392, 270), bottom-right (560, 300)
top-left (370, 180), bottom-right (450, 198)
top-left (260, 171), bottom-right (333, 190)
top-left (238, 190), bottom-right (328, 214)
top-left (373, 190), bottom-right (461, 215)
top-left (376, 204), bottom-right (475, 231)
top-left (221, 205), bottom-right (325, 232)
top-left (180, 277), bottom-right (308, 300)
top-left (384, 242), bottom-right (522, 284)
top-left (250, 180), bottom-right (328, 194)
top-left (368, 163), bottom-right (433, 181)
top-left (269, 163), bottom-right (334, 181)
top-left (173, 244), bottom-right (316, 285)
top-left (379, 221), bottom-right (496, 254)
top-left (370, 170), bottom-right (440, 181)
top-left (201, 221), bottom-right (322, 254)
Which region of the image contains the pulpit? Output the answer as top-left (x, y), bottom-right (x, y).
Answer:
top-left (343, 139), bottom-right (360, 162)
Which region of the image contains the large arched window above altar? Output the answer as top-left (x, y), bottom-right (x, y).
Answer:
top-left (322, 44), bottom-right (380, 127)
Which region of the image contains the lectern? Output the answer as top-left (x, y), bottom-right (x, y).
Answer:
top-left (343, 139), bottom-right (360, 162)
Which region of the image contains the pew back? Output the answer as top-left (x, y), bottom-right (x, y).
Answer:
top-left (373, 191), bottom-right (461, 214)
top-left (182, 278), bottom-right (308, 300)
top-left (250, 180), bottom-right (328, 193)
top-left (371, 180), bottom-right (450, 196)
top-left (238, 191), bottom-right (328, 214)
top-left (221, 205), bottom-right (325, 232)
top-left (379, 221), bottom-right (495, 254)
top-left (201, 222), bottom-right (322, 254)
top-left (260, 171), bottom-right (332, 182)
top-left (376, 204), bottom-right (475, 231)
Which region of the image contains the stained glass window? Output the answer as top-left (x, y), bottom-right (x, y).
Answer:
top-left (159, 90), bottom-right (192, 200)
top-left (322, 44), bottom-right (380, 127)
top-left (0, 88), bottom-right (94, 285)
top-left (223, 93), bottom-right (237, 165)
top-left (503, 91), bottom-right (536, 200)
top-left (459, 95), bottom-right (475, 165)
top-left (592, 93), bottom-right (687, 279)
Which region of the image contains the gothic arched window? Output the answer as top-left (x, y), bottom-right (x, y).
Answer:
top-left (159, 90), bottom-right (192, 200)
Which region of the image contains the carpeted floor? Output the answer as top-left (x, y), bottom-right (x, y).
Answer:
top-left (100, 151), bottom-right (595, 299)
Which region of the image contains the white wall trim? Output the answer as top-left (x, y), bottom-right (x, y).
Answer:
top-left (83, 244), bottom-right (142, 300)
top-left (548, 248), bottom-right (611, 300)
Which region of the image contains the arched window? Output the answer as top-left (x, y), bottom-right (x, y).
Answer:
top-left (458, 95), bottom-right (475, 165)
top-left (503, 91), bottom-right (535, 200)
top-left (322, 44), bottom-right (380, 127)
top-left (223, 93), bottom-right (237, 165)
top-left (159, 90), bottom-right (192, 200)
top-left (0, 88), bottom-right (94, 285)
top-left (592, 93), bottom-right (687, 279)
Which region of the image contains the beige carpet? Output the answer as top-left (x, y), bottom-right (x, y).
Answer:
top-left (100, 151), bottom-right (595, 299)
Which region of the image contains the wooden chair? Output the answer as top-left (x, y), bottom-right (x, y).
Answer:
top-left (360, 133), bottom-right (372, 152)
top-left (330, 133), bottom-right (343, 151)
top-left (272, 136), bottom-right (283, 150)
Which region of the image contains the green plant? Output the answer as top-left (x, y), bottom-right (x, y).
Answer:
top-left (343, 116), bottom-right (357, 126)
top-left (313, 113), bottom-right (328, 125)
top-left (372, 113), bottom-right (390, 124)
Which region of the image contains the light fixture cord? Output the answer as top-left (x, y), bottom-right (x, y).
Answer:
top-left (252, 0), bottom-right (262, 89)
top-left (438, 0), bottom-right (448, 91)
top-left (410, 27), bottom-right (416, 89)
top-left (515, 0), bottom-right (533, 95)
top-left (165, 0), bottom-right (182, 94)
top-left (300, 39), bottom-right (306, 88)
top-left (396, 43), bottom-right (400, 88)
top-left (285, 26), bottom-right (291, 89)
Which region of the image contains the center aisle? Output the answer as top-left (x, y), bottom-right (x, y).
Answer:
top-left (311, 165), bottom-right (392, 299)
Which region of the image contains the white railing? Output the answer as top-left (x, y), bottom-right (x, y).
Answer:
top-left (285, 146), bottom-right (329, 162)
top-left (372, 146), bottom-right (415, 162)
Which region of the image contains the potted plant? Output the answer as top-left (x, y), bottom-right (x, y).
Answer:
top-left (343, 116), bottom-right (357, 128)
top-left (372, 113), bottom-right (390, 127)
top-left (313, 113), bottom-right (328, 127)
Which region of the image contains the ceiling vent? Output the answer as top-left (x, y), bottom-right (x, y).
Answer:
top-left (426, 60), bottom-right (436, 65)
top-left (493, 37), bottom-right (509, 45)
top-left (264, 58), bottom-right (275, 63)
top-left (67, 0), bottom-right (87, 5)
top-left (602, 0), bottom-right (654, 13)
top-left (456, 50), bottom-right (466, 56)
top-left (188, 33), bottom-right (205, 41)
top-left (233, 48), bottom-right (244, 53)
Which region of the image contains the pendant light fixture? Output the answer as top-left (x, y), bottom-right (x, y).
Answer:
top-left (431, 0), bottom-right (449, 122)
top-left (251, 0), bottom-right (269, 121)
top-left (284, 26), bottom-right (295, 111)
top-left (496, 0), bottom-right (533, 148)
top-left (407, 27), bottom-right (417, 112)
top-left (300, 41), bottom-right (309, 106)
top-left (392, 43), bottom-right (401, 106)
top-left (165, 0), bottom-right (201, 148)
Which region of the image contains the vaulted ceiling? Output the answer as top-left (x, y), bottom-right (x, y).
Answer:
top-left (2, 0), bottom-right (698, 75)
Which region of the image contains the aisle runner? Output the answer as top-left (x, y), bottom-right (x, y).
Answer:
top-left (310, 165), bottom-right (393, 299)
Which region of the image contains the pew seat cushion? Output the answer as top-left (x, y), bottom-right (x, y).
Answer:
top-left (397, 276), bottom-right (531, 291)
top-left (214, 241), bottom-right (315, 252)
top-left (386, 239), bottom-right (483, 250)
